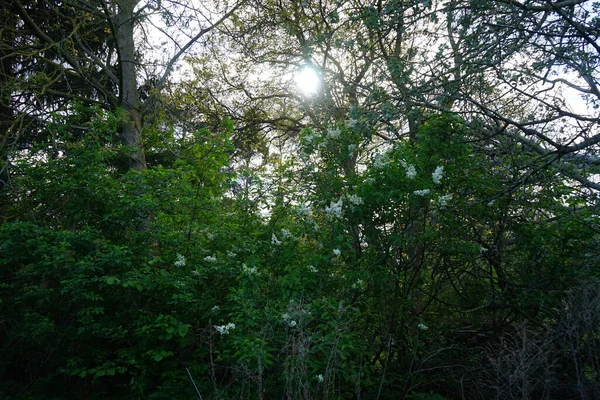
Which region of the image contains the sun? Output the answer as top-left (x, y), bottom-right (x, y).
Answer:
top-left (294, 65), bottom-right (321, 96)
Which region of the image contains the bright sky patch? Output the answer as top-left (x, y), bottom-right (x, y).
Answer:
top-left (294, 65), bottom-right (321, 96)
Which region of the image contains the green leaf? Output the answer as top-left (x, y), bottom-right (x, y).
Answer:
top-left (178, 324), bottom-right (190, 337)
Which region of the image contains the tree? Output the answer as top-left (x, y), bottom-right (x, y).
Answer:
top-left (3, 0), bottom-right (246, 172)
top-left (436, 0), bottom-right (600, 189)
top-left (183, 0), bottom-right (600, 194)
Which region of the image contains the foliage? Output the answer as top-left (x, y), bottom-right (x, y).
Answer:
top-left (2, 0), bottom-right (600, 399)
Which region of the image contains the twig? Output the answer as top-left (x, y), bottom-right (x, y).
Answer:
top-left (186, 367), bottom-right (203, 400)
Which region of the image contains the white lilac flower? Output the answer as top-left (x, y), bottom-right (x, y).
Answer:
top-left (346, 193), bottom-right (363, 205)
top-left (413, 189), bottom-right (430, 196)
top-left (325, 198), bottom-right (344, 219)
top-left (437, 194), bottom-right (453, 207)
top-left (400, 160), bottom-right (417, 179)
top-left (373, 153), bottom-right (389, 169)
top-left (204, 255), bottom-right (217, 262)
top-left (352, 279), bottom-right (364, 289)
top-left (227, 251), bottom-right (237, 258)
top-left (479, 246), bottom-right (488, 253)
top-left (417, 323), bottom-right (428, 331)
top-left (333, 249), bottom-right (341, 256)
top-left (281, 228), bottom-right (292, 238)
top-left (174, 254), bottom-right (186, 267)
top-left (327, 127), bottom-right (341, 139)
top-left (272, 233), bottom-right (282, 245)
top-left (317, 374), bottom-right (324, 383)
top-left (206, 232), bottom-right (216, 240)
top-left (191, 270), bottom-right (201, 276)
top-left (307, 265), bottom-right (318, 273)
top-left (289, 320), bottom-right (297, 327)
top-left (282, 313), bottom-right (290, 321)
top-left (364, 177), bottom-right (376, 184)
top-left (432, 166), bottom-right (444, 184)
top-left (347, 118), bottom-right (358, 127)
top-left (298, 203), bottom-right (312, 216)
top-left (214, 322), bottom-right (236, 335)
top-left (242, 263), bottom-right (258, 275)
top-left (405, 164), bottom-right (417, 180)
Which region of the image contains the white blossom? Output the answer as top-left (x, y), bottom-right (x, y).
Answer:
top-left (281, 228), bottom-right (292, 238)
top-left (227, 251), bottom-right (237, 258)
top-left (204, 255), bottom-right (217, 262)
top-left (298, 203), bottom-right (312, 216)
top-left (333, 249), bottom-right (341, 256)
top-left (437, 194), bottom-right (453, 207)
top-left (325, 198), bottom-right (344, 219)
top-left (317, 374), bottom-right (324, 383)
top-left (352, 279), bottom-right (364, 289)
top-left (307, 265), bottom-right (318, 273)
top-left (206, 232), bottom-right (215, 240)
top-left (346, 193), bottom-right (363, 205)
top-left (214, 322), bottom-right (236, 335)
top-left (282, 313), bottom-right (290, 321)
top-left (272, 233), bottom-right (282, 245)
top-left (417, 323), bottom-right (428, 331)
top-left (364, 177), bottom-right (376, 184)
top-left (242, 263), bottom-right (258, 275)
top-left (400, 160), bottom-right (417, 179)
top-left (432, 166), bottom-right (444, 184)
top-left (289, 320), bottom-right (297, 327)
top-left (192, 270), bottom-right (201, 276)
top-left (413, 189), bottom-right (430, 196)
top-left (373, 153), bottom-right (389, 169)
top-left (304, 133), bottom-right (316, 143)
top-left (405, 164), bottom-right (417, 179)
top-left (174, 254), bottom-right (186, 267)
top-left (479, 246), bottom-right (488, 253)
top-left (327, 127), bottom-right (341, 139)
top-left (347, 118), bottom-right (358, 127)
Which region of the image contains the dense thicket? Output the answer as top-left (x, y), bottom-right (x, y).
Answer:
top-left (1, 0), bottom-right (599, 399)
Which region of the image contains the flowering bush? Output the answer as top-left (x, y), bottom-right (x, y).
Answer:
top-left (1, 111), bottom-right (597, 400)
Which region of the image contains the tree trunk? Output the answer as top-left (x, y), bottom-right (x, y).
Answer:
top-left (0, 7), bottom-right (15, 219)
top-left (114, 0), bottom-right (146, 171)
